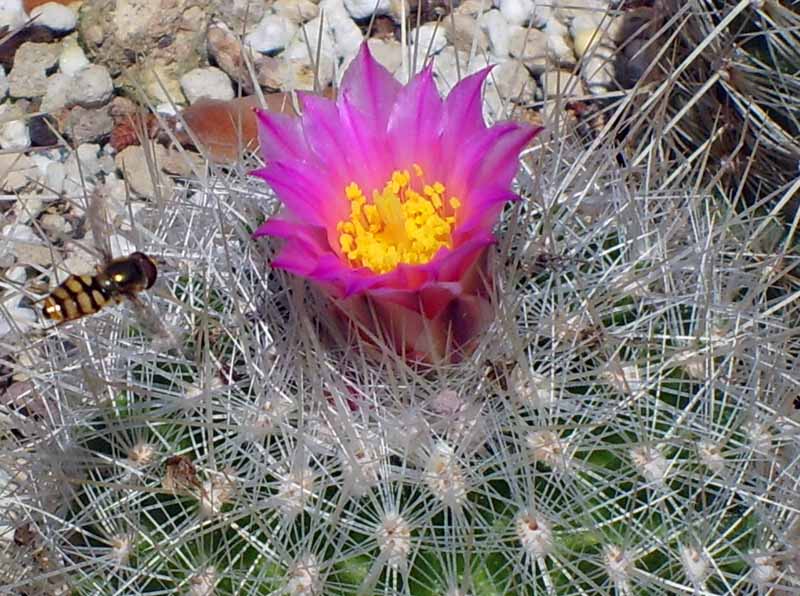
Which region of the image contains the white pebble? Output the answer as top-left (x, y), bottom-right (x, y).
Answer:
top-left (570, 14), bottom-right (603, 59)
top-left (480, 9), bottom-right (511, 58)
top-left (343, 0), bottom-right (390, 20)
top-left (0, 0), bottom-right (26, 30)
top-left (432, 46), bottom-right (469, 94)
top-left (285, 17), bottom-right (335, 62)
top-left (411, 22), bottom-right (447, 56)
top-left (45, 161), bottom-right (66, 194)
top-left (179, 67), bottom-right (234, 104)
top-left (488, 59), bottom-right (535, 105)
top-left (367, 38), bottom-right (402, 74)
top-left (545, 19), bottom-right (574, 64)
top-left (530, 0), bottom-right (553, 28)
top-left (66, 65), bottom-right (113, 107)
top-left (498, 0), bottom-right (533, 26)
top-left (327, 6), bottom-right (364, 62)
top-left (0, 118), bottom-right (30, 150)
top-left (30, 2), bottom-right (77, 33)
top-left (3, 222), bottom-right (36, 243)
top-left (76, 143), bottom-right (102, 176)
top-left (244, 14), bottom-right (297, 54)
top-left (540, 68), bottom-right (585, 98)
top-left (59, 41), bottom-right (89, 77)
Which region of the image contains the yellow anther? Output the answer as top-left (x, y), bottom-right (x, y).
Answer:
top-left (336, 168), bottom-right (461, 274)
top-left (346, 182), bottom-right (363, 200)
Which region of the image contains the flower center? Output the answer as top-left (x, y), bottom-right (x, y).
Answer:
top-left (336, 164), bottom-right (460, 274)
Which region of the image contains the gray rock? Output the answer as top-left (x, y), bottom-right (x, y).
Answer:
top-left (79, 0), bottom-right (209, 102)
top-left (509, 26), bottom-right (549, 73)
top-left (0, 66), bottom-right (8, 100)
top-left (64, 105), bottom-right (114, 144)
top-left (180, 66), bottom-right (234, 103)
top-left (444, 14), bottom-right (489, 53)
top-left (66, 64), bottom-right (114, 108)
top-left (487, 58), bottom-right (536, 107)
top-left (40, 73), bottom-right (71, 112)
top-left (11, 193), bottom-right (44, 225)
top-left (212, 0), bottom-right (268, 34)
top-left (114, 144), bottom-right (175, 199)
top-left (272, 0), bottom-right (319, 24)
top-left (1, 223), bottom-right (50, 267)
top-left (454, 0), bottom-right (487, 17)
top-left (7, 42), bottom-right (61, 98)
top-left (0, 153), bottom-right (38, 192)
top-left (40, 212), bottom-right (72, 238)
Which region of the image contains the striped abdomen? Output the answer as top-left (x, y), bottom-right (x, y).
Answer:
top-left (42, 274), bottom-right (117, 322)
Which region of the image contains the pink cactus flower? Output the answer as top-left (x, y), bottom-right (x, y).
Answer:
top-left (253, 44), bottom-right (542, 362)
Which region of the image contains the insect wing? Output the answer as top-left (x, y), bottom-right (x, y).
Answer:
top-left (87, 187), bottom-right (114, 263)
top-left (128, 293), bottom-right (181, 351)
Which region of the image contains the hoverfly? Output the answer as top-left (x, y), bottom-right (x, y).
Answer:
top-left (41, 251), bottom-right (157, 323)
top-left (39, 186), bottom-right (174, 348)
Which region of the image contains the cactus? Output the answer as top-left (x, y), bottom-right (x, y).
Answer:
top-left (1, 2), bottom-right (798, 594)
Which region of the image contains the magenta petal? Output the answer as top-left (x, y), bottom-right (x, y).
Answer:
top-left (255, 109), bottom-right (307, 163)
top-left (299, 94), bottom-right (353, 190)
top-left (253, 219), bottom-right (328, 249)
top-left (440, 67), bottom-right (492, 157)
top-left (449, 122), bottom-right (542, 193)
top-left (454, 186), bottom-right (520, 242)
top-left (433, 235), bottom-right (495, 282)
top-left (387, 66), bottom-right (444, 170)
top-left (272, 246), bottom-right (319, 276)
top-left (253, 161), bottom-right (344, 227)
top-left (337, 94), bottom-right (393, 192)
top-left (339, 43), bottom-right (401, 133)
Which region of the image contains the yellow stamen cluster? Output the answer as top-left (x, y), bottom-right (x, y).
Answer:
top-left (336, 165), bottom-right (460, 274)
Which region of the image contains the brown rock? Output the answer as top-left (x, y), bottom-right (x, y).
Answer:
top-left (206, 22), bottom-right (284, 93)
top-left (23, 0), bottom-right (74, 11)
top-left (177, 94), bottom-right (295, 163)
